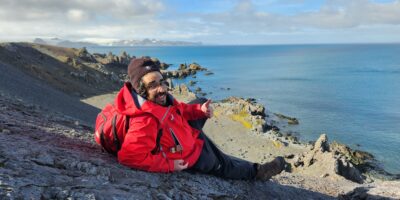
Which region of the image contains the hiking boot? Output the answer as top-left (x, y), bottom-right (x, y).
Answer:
top-left (255, 156), bottom-right (286, 181)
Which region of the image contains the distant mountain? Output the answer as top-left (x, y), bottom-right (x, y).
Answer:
top-left (32, 37), bottom-right (202, 47)
top-left (106, 38), bottom-right (202, 46)
top-left (33, 38), bottom-right (98, 48)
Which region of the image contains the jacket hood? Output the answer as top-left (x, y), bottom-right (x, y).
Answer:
top-left (115, 83), bottom-right (177, 119)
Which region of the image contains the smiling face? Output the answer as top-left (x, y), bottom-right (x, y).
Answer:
top-left (141, 71), bottom-right (168, 106)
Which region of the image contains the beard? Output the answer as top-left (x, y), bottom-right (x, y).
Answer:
top-left (152, 91), bottom-right (168, 106)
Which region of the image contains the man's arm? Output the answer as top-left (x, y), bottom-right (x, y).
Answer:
top-left (117, 115), bottom-right (174, 173)
top-left (180, 99), bottom-right (213, 120)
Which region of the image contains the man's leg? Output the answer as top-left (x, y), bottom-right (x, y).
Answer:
top-left (192, 131), bottom-right (258, 180)
top-left (187, 98), bottom-right (258, 180)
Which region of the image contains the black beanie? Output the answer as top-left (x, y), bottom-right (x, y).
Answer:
top-left (127, 57), bottom-right (160, 92)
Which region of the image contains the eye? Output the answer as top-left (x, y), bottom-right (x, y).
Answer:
top-left (146, 82), bottom-right (158, 90)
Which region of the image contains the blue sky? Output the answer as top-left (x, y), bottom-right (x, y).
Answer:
top-left (0, 0), bottom-right (400, 44)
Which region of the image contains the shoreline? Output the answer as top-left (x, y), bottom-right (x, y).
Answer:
top-left (77, 44), bottom-right (399, 179)
top-left (1, 42), bottom-right (399, 198)
top-left (82, 79), bottom-right (399, 182)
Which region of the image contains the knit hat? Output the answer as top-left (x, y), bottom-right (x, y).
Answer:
top-left (127, 57), bottom-right (160, 91)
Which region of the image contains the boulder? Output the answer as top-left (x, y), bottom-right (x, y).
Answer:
top-left (213, 97), bottom-right (267, 134)
top-left (189, 62), bottom-right (205, 71)
top-left (330, 141), bottom-right (374, 167)
top-left (313, 134), bottom-right (329, 153)
top-left (287, 134), bottom-right (365, 183)
top-left (179, 63), bottom-right (187, 70)
top-left (335, 158), bottom-right (364, 183)
top-left (76, 47), bottom-right (95, 62)
top-left (106, 52), bottom-right (115, 63)
top-left (118, 51), bottom-right (130, 65)
top-left (274, 113), bottom-right (299, 125)
top-left (339, 181), bottom-right (400, 200)
top-left (170, 84), bottom-right (197, 102)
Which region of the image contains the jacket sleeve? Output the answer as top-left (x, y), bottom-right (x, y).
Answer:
top-left (117, 114), bottom-right (174, 173)
top-left (180, 102), bottom-right (207, 120)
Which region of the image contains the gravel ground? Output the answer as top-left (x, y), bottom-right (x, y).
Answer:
top-left (0, 61), bottom-right (100, 126)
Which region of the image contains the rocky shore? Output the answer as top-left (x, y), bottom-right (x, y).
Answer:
top-left (1, 42), bottom-right (399, 199)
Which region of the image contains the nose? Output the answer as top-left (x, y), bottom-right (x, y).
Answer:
top-left (156, 83), bottom-right (167, 92)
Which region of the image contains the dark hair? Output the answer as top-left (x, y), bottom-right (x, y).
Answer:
top-left (137, 79), bottom-right (148, 98)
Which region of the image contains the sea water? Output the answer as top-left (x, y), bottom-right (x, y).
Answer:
top-left (88, 44), bottom-right (400, 174)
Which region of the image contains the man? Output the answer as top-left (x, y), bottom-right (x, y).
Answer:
top-left (115, 57), bottom-right (285, 180)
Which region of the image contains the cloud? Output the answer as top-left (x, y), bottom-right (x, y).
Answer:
top-left (0, 0), bottom-right (166, 41)
top-left (67, 9), bottom-right (89, 22)
top-left (0, 0), bottom-right (399, 44)
top-left (293, 0), bottom-right (400, 29)
top-left (0, 0), bottom-right (164, 22)
top-left (203, 0), bottom-right (400, 32)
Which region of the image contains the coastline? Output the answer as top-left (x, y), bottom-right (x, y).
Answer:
top-left (88, 44), bottom-right (400, 174)
top-left (79, 56), bottom-right (398, 182)
top-left (1, 42), bottom-right (399, 199)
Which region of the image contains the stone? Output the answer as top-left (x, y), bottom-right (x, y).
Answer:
top-left (189, 80), bottom-right (197, 86)
top-left (274, 113), bottom-right (299, 125)
top-left (179, 63), bottom-right (187, 70)
top-left (335, 158), bottom-right (364, 183)
top-left (32, 153), bottom-right (55, 166)
top-left (76, 47), bottom-right (95, 62)
top-left (160, 62), bottom-right (170, 70)
top-left (2, 129), bottom-right (11, 134)
top-left (118, 51), bottom-right (131, 65)
top-left (313, 134), bottom-right (329, 153)
top-left (188, 63), bottom-right (203, 70)
top-left (339, 181), bottom-right (400, 200)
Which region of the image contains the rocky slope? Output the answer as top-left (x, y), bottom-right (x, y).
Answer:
top-left (2, 91), bottom-right (399, 199)
top-left (0, 93), bottom-right (336, 199)
top-left (1, 42), bottom-right (399, 199)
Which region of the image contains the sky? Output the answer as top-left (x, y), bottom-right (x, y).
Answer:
top-left (1, 0), bottom-right (400, 45)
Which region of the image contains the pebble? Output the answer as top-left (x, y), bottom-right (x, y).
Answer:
top-left (321, 173), bottom-right (329, 178)
top-left (2, 129), bottom-right (11, 134)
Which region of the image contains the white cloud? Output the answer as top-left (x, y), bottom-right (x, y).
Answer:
top-left (67, 9), bottom-right (88, 22)
top-left (0, 0), bottom-right (400, 44)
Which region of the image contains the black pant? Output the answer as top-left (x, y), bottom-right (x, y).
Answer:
top-left (187, 98), bottom-right (257, 180)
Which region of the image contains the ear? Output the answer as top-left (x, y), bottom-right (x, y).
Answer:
top-left (138, 80), bottom-right (148, 98)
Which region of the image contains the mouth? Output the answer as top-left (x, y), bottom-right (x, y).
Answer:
top-left (156, 93), bottom-right (167, 102)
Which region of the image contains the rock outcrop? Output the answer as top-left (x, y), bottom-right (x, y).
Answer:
top-left (162, 62), bottom-right (209, 79)
top-left (75, 47), bottom-right (96, 62)
top-left (169, 84), bottom-right (198, 103)
top-left (213, 97), bottom-right (266, 134)
top-left (339, 181), bottom-right (400, 200)
top-left (287, 134), bottom-right (370, 183)
top-left (92, 51), bottom-right (133, 68)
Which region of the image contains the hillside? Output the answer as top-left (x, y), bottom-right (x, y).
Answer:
top-left (0, 42), bottom-right (399, 199)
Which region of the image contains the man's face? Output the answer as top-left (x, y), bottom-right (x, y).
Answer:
top-left (141, 71), bottom-right (168, 106)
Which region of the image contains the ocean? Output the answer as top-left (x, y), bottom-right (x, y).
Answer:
top-left (88, 44), bottom-right (400, 174)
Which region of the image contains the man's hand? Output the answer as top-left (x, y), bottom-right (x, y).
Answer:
top-left (173, 159), bottom-right (188, 171)
top-left (201, 99), bottom-right (213, 118)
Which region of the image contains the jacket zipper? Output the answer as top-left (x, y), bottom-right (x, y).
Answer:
top-left (169, 128), bottom-right (183, 153)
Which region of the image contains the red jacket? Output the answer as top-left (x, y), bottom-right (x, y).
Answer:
top-left (115, 83), bottom-right (205, 173)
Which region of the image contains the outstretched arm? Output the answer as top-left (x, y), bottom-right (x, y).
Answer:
top-left (181, 99), bottom-right (213, 120)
